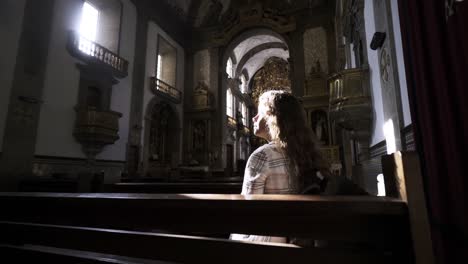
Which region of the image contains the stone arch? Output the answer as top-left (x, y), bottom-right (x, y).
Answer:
top-left (235, 42), bottom-right (288, 78)
top-left (221, 27), bottom-right (291, 70)
top-left (219, 27), bottom-right (291, 170)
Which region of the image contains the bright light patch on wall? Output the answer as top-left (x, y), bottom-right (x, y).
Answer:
top-left (226, 58), bottom-right (233, 78)
top-left (157, 55), bottom-right (162, 79)
top-left (384, 119), bottom-right (396, 154)
top-left (79, 2), bottom-right (99, 41)
top-left (377, 174), bottom-right (386, 196)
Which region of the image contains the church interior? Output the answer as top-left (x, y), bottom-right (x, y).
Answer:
top-left (0, 0), bottom-right (467, 263)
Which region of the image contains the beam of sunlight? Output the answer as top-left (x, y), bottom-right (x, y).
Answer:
top-left (383, 119), bottom-right (396, 154)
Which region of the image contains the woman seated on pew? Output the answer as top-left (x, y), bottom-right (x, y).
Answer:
top-left (230, 90), bottom-right (331, 243)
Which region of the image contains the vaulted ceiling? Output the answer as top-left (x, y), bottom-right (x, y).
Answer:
top-left (233, 35), bottom-right (288, 81)
top-left (162, 0), bottom-right (327, 28)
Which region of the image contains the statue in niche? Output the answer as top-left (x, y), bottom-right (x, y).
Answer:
top-left (193, 121), bottom-right (206, 153)
top-left (195, 80), bottom-right (209, 93)
top-left (316, 60), bottom-right (321, 73)
top-left (310, 60), bottom-right (322, 75)
top-left (311, 110), bottom-right (328, 144)
top-left (193, 81), bottom-right (212, 109)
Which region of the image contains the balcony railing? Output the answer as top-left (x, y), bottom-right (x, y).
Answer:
top-left (227, 116), bottom-right (237, 128)
top-left (67, 31), bottom-right (128, 78)
top-left (150, 77), bottom-right (182, 103)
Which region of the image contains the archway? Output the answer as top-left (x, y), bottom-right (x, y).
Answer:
top-left (220, 27), bottom-right (290, 172)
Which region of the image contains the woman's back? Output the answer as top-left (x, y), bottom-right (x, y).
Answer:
top-left (241, 142), bottom-right (298, 195)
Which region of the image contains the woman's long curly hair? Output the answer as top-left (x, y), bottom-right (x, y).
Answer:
top-left (258, 90), bottom-right (331, 192)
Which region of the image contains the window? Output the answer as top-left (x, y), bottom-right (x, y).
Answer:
top-left (156, 36), bottom-right (177, 87)
top-left (77, 0), bottom-right (122, 54)
top-left (226, 89), bottom-right (233, 117)
top-left (241, 102), bottom-right (248, 127)
top-left (226, 58), bottom-right (233, 78)
top-left (79, 2), bottom-right (99, 55)
top-left (240, 75), bottom-right (247, 93)
top-left (80, 2), bottom-right (99, 42)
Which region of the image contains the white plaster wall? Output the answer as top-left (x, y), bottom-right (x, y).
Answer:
top-left (97, 0), bottom-right (137, 161)
top-left (364, 0), bottom-right (385, 145)
top-left (35, 0), bottom-right (136, 161)
top-left (35, 0), bottom-right (84, 158)
top-left (142, 21), bottom-right (185, 159)
top-left (0, 0), bottom-right (26, 153)
top-left (390, 0), bottom-right (412, 127)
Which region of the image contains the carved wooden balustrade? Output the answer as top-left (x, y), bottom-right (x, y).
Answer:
top-left (150, 77), bottom-right (182, 103)
top-left (67, 31), bottom-right (128, 78)
top-left (73, 107), bottom-right (122, 158)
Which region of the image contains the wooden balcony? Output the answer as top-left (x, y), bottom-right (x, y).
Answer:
top-left (150, 77), bottom-right (182, 103)
top-left (67, 31), bottom-right (128, 78)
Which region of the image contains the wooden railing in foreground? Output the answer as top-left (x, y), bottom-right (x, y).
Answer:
top-left (0, 193), bottom-right (412, 264)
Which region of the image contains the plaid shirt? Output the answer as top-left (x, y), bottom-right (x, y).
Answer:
top-left (241, 142), bottom-right (298, 195)
top-left (231, 143), bottom-right (298, 243)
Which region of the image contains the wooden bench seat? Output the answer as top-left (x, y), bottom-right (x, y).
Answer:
top-left (0, 193), bottom-right (413, 263)
top-left (108, 182), bottom-right (242, 194)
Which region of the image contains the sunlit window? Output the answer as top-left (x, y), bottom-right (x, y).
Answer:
top-left (226, 58), bottom-right (233, 78)
top-left (240, 75), bottom-right (247, 93)
top-left (241, 102), bottom-right (247, 126)
top-left (80, 2), bottom-right (99, 41)
top-left (226, 89), bottom-right (233, 117)
top-left (78, 2), bottom-right (99, 55)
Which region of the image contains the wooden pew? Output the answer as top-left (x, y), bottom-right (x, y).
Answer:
top-left (0, 193), bottom-right (413, 263)
top-left (108, 182), bottom-right (242, 193)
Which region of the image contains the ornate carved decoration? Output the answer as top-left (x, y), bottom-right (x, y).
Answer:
top-left (342, 0), bottom-right (366, 66)
top-left (379, 48), bottom-right (391, 83)
top-left (328, 67), bottom-right (372, 144)
top-left (210, 4), bottom-right (296, 46)
top-left (304, 63), bottom-right (328, 96)
top-left (73, 107), bottom-right (122, 160)
top-left (251, 57), bottom-right (291, 105)
top-left (193, 81), bottom-right (213, 109)
top-left (189, 119), bottom-right (211, 165)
